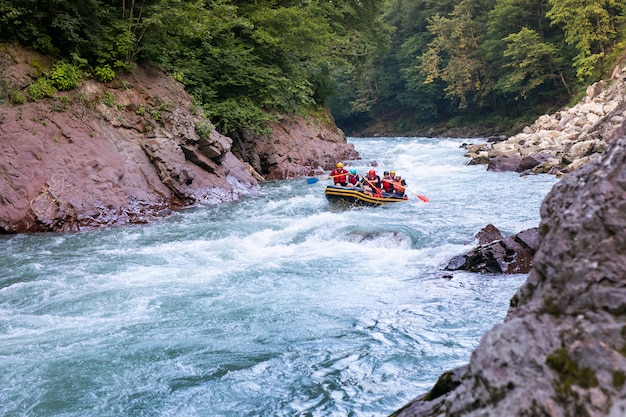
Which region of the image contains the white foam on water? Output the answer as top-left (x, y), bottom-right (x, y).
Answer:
top-left (0, 136), bottom-right (560, 417)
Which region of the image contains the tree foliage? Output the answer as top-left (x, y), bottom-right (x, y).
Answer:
top-left (0, 0), bottom-right (390, 136)
top-left (330, 0), bottom-right (626, 133)
top-left (547, 0), bottom-right (626, 80)
top-left (1, 0), bottom-right (625, 134)
top-left (499, 28), bottom-right (561, 99)
top-left (420, 0), bottom-right (493, 108)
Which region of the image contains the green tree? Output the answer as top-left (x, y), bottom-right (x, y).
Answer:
top-left (383, 0), bottom-right (454, 119)
top-left (137, 0), bottom-right (390, 135)
top-left (484, 0), bottom-right (551, 65)
top-left (420, 0), bottom-right (494, 108)
top-left (547, 0), bottom-right (625, 80)
top-left (329, 0), bottom-right (456, 128)
top-left (484, 0), bottom-right (575, 103)
top-left (499, 27), bottom-right (565, 99)
top-left (0, 0), bottom-right (109, 58)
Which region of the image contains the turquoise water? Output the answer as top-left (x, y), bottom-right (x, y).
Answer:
top-left (0, 137), bottom-right (558, 416)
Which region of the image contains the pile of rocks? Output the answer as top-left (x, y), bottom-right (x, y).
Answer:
top-left (464, 65), bottom-right (626, 176)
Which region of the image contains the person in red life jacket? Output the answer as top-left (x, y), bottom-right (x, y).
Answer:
top-left (380, 171), bottom-right (394, 194)
top-left (347, 168), bottom-right (361, 187)
top-left (390, 170), bottom-right (407, 196)
top-left (329, 162), bottom-right (349, 186)
top-left (362, 169), bottom-right (382, 195)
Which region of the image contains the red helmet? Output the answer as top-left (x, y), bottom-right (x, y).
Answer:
top-left (368, 170), bottom-right (376, 176)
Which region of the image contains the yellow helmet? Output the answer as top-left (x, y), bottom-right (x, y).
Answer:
top-left (390, 170), bottom-right (396, 176)
top-left (336, 162), bottom-right (343, 168)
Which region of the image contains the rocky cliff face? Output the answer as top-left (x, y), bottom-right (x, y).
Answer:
top-left (235, 112), bottom-right (359, 180)
top-left (393, 122), bottom-right (626, 416)
top-left (0, 45), bottom-right (356, 233)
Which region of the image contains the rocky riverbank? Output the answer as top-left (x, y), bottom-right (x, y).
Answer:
top-left (439, 62), bottom-right (626, 279)
top-left (464, 65), bottom-right (626, 176)
top-left (0, 45), bottom-right (356, 233)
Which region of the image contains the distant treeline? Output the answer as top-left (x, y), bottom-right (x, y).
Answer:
top-left (330, 0), bottom-right (626, 134)
top-left (1, 0), bottom-right (625, 136)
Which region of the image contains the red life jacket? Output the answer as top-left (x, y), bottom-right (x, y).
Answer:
top-left (330, 168), bottom-right (348, 184)
top-left (348, 174), bottom-right (360, 185)
top-left (364, 175), bottom-right (381, 190)
top-left (393, 181), bottom-right (405, 193)
top-left (381, 177), bottom-right (394, 192)
top-left (393, 177), bottom-right (407, 193)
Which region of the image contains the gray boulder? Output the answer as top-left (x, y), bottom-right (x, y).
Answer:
top-left (445, 226), bottom-right (538, 274)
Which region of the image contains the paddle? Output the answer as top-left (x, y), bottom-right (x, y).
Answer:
top-left (306, 173), bottom-right (349, 184)
top-left (362, 177), bottom-right (384, 197)
top-left (406, 189), bottom-right (430, 203)
top-left (382, 179), bottom-right (429, 202)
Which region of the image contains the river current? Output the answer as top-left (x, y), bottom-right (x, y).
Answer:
top-left (1, 137), bottom-right (558, 417)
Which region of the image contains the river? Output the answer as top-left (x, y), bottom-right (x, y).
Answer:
top-left (0, 137), bottom-right (558, 416)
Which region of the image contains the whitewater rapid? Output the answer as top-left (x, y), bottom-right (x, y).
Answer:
top-left (0, 137), bottom-right (558, 416)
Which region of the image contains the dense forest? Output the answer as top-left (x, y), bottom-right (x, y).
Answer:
top-left (331, 0), bottom-right (626, 134)
top-left (1, 0), bottom-right (625, 137)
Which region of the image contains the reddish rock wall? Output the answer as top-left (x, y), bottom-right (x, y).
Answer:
top-left (0, 45), bottom-right (355, 233)
top-left (235, 112), bottom-right (359, 180)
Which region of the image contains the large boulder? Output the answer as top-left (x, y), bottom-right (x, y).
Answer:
top-left (392, 123), bottom-right (626, 416)
top-left (487, 154), bottom-right (522, 172)
top-left (445, 226), bottom-right (538, 274)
